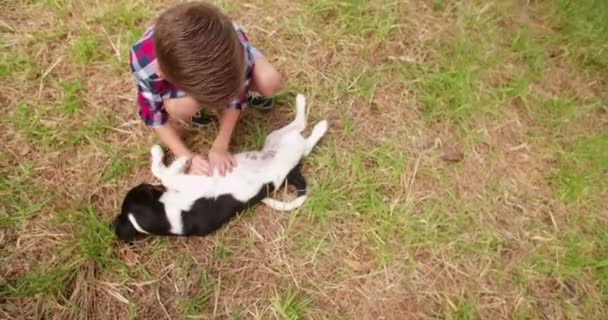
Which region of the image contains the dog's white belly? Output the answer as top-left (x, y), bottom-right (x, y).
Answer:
top-left (161, 140), bottom-right (305, 196)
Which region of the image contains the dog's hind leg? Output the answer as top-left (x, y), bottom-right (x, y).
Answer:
top-left (304, 120), bottom-right (328, 156)
top-left (264, 94), bottom-right (307, 146)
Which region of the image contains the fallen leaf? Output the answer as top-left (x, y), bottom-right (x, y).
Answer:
top-left (440, 147), bottom-right (464, 162)
top-left (344, 258), bottom-right (371, 273)
top-left (19, 144), bottom-right (31, 156)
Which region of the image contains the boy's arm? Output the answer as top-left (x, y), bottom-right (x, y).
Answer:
top-left (212, 108), bottom-right (241, 151)
top-left (154, 124), bottom-right (191, 157)
top-left (155, 124), bottom-right (211, 175)
top-left (208, 108), bottom-right (240, 176)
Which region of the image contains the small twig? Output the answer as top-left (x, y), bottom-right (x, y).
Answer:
top-left (101, 26), bottom-right (120, 60)
top-left (212, 274), bottom-right (222, 318)
top-left (0, 19), bottom-right (16, 32)
top-left (407, 153), bottom-right (422, 192)
top-left (156, 287), bottom-right (172, 320)
top-left (547, 209), bottom-right (558, 232)
top-left (37, 56), bottom-right (63, 99)
top-left (346, 69), bottom-right (366, 91)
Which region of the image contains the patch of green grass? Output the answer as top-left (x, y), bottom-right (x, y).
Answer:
top-left (510, 27), bottom-right (546, 75)
top-left (512, 303), bottom-right (534, 320)
top-left (59, 79), bottom-right (84, 114)
top-left (77, 206), bottom-right (121, 268)
top-left (341, 112), bottom-right (354, 136)
top-left (271, 288), bottom-right (311, 320)
top-left (336, 66), bottom-right (379, 104)
top-left (32, 28), bottom-right (68, 45)
top-left (211, 239), bottom-right (232, 261)
top-left (250, 123), bottom-right (268, 150)
top-left (215, 0), bottom-right (238, 15)
top-left (2, 265), bottom-right (75, 298)
top-left (71, 32), bottom-right (104, 64)
top-left (100, 148), bottom-right (145, 182)
top-left (418, 36), bottom-right (490, 124)
top-left (307, 0), bottom-right (397, 42)
top-left (10, 99), bottom-right (112, 149)
top-left (555, 0), bottom-right (608, 72)
top-left (11, 103), bottom-right (52, 144)
top-left (526, 230), bottom-right (608, 303)
top-left (180, 270), bottom-right (216, 317)
top-left (447, 300), bottom-right (478, 320)
top-left (95, 2), bottom-right (150, 51)
top-left (0, 167), bottom-right (52, 226)
top-left (41, 0), bottom-right (72, 16)
top-left (127, 303), bottom-right (137, 320)
top-left (550, 134), bottom-right (607, 204)
top-left (302, 180), bottom-right (337, 223)
top-left (0, 50), bottom-right (39, 79)
top-left (66, 115), bottom-right (112, 147)
top-left (101, 156), bottom-right (134, 182)
top-left (415, 4), bottom-right (536, 128)
top-left (530, 97), bottom-right (578, 130)
top-left (291, 228), bottom-right (331, 257)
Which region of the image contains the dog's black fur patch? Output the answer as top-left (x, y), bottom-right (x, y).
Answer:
top-left (113, 164), bottom-right (306, 242)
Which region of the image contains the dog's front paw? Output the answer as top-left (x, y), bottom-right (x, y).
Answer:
top-left (170, 156), bottom-right (190, 174)
top-left (151, 145), bottom-right (164, 161)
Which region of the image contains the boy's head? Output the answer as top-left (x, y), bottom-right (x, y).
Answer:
top-left (154, 2), bottom-right (244, 108)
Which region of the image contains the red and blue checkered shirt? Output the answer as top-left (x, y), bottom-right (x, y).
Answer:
top-left (130, 22), bottom-right (256, 127)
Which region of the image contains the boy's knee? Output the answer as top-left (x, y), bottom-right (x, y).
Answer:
top-left (164, 96), bottom-right (199, 122)
top-left (256, 67), bottom-right (282, 97)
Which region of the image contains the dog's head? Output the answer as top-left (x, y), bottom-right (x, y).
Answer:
top-left (112, 183), bottom-right (167, 242)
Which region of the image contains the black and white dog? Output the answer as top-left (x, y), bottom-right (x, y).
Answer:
top-left (112, 94), bottom-right (328, 241)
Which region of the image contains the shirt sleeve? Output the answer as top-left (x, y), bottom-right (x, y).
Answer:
top-left (136, 81), bottom-right (168, 127)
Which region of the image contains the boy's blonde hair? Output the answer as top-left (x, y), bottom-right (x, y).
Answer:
top-left (154, 2), bottom-right (244, 108)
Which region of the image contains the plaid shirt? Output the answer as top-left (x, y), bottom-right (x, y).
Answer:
top-left (130, 22), bottom-right (255, 127)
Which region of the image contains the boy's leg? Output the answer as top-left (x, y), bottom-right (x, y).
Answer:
top-left (251, 57), bottom-right (282, 97)
top-left (164, 96), bottom-right (215, 127)
top-left (164, 96), bottom-right (200, 123)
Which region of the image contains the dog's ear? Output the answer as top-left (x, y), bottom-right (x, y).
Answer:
top-left (112, 215), bottom-right (139, 243)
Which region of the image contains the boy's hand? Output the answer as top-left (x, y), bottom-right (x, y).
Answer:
top-left (188, 154), bottom-right (212, 176)
top-left (208, 146), bottom-right (236, 176)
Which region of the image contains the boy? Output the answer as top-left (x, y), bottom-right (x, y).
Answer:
top-left (130, 1), bottom-right (282, 176)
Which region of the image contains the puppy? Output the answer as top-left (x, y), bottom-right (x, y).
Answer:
top-left (113, 94), bottom-right (328, 241)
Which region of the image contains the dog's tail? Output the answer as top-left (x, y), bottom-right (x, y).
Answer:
top-left (262, 195), bottom-right (308, 212)
top-left (262, 163), bottom-right (308, 212)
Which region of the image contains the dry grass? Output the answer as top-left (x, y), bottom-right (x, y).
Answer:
top-left (1, 0), bottom-right (608, 319)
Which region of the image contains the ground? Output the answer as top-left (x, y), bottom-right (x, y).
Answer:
top-left (1, 0), bottom-right (607, 319)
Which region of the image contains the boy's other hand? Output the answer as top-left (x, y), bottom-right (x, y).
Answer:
top-left (188, 154), bottom-right (212, 176)
top-left (208, 146), bottom-right (236, 176)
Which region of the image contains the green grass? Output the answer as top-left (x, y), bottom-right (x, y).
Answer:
top-left (555, 0), bottom-right (608, 72)
top-left (58, 79), bottom-right (84, 114)
top-left (71, 32), bottom-right (105, 64)
top-left (306, 0), bottom-right (397, 41)
top-left (0, 50), bottom-right (39, 79)
top-left (77, 206), bottom-right (122, 267)
top-left (2, 265), bottom-right (76, 298)
top-left (448, 300), bottom-right (478, 320)
top-left (180, 270), bottom-right (216, 317)
top-left (2, 0), bottom-right (608, 318)
top-left (271, 289), bottom-right (311, 320)
top-left (101, 155), bottom-right (137, 182)
top-left (0, 168), bottom-right (52, 226)
top-left (551, 134), bottom-right (608, 204)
